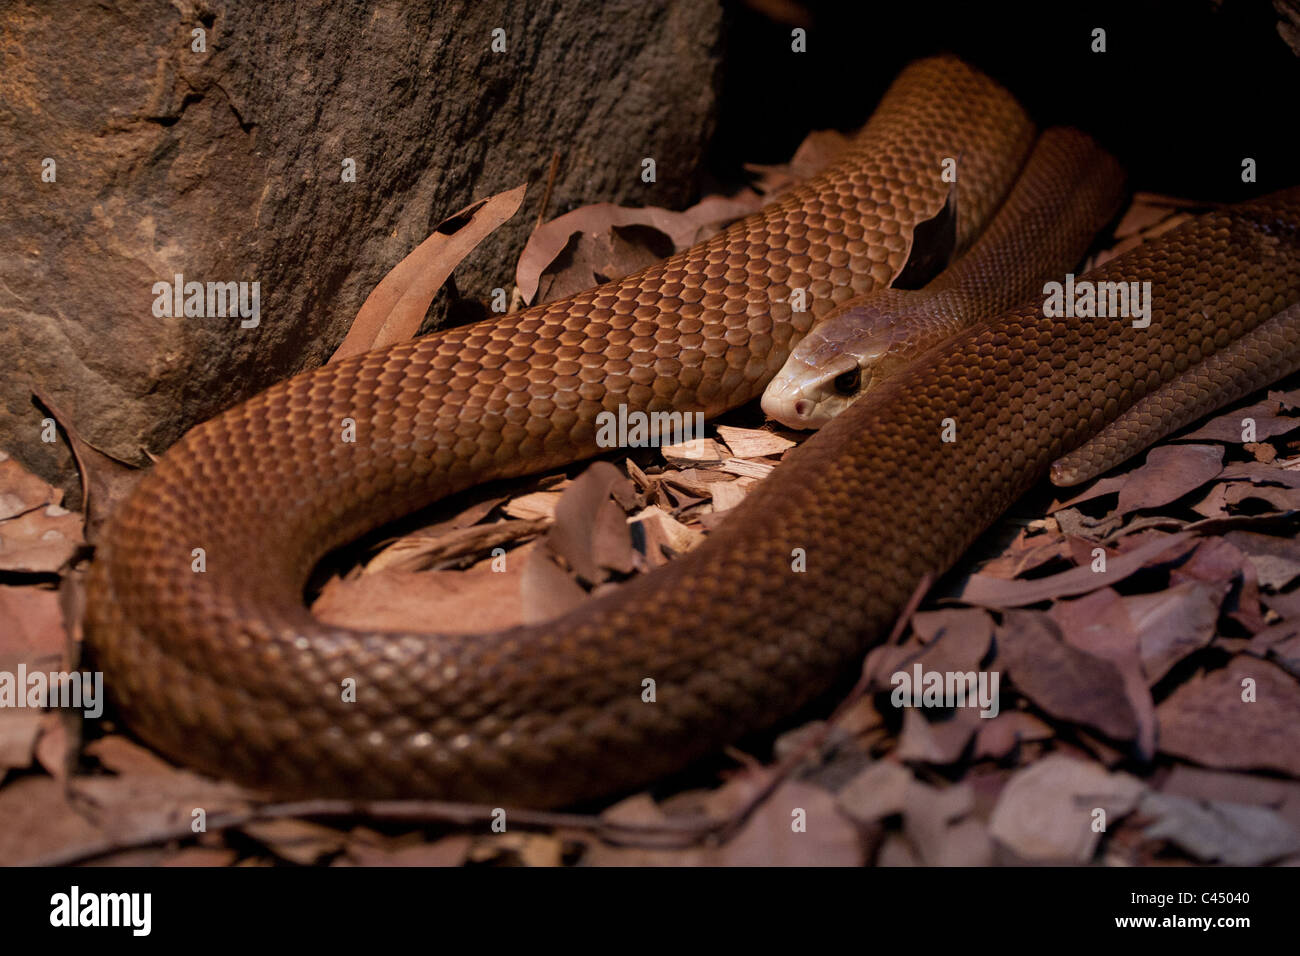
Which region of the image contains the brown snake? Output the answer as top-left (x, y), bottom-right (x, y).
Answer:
top-left (761, 125), bottom-right (1128, 428)
top-left (86, 56), bottom-right (1300, 807)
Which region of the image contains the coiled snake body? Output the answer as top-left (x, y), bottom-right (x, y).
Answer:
top-left (86, 56), bottom-right (1300, 807)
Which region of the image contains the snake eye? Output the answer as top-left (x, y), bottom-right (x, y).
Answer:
top-left (832, 367), bottom-right (861, 395)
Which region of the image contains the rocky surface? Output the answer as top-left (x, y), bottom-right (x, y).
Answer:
top-left (0, 0), bottom-right (723, 489)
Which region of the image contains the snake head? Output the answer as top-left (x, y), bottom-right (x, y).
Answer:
top-left (761, 296), bottom-right (914, 430)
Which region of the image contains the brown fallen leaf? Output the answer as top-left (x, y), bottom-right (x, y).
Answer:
top-left (1183, 396), bottom-right (1300, 444)
top-left (1051, 505), bottom-right (1125, 539)
top-left (1053, 592), bottom-right (1153, 740)
top-left (515, 194), bottom-right (766, 306)
top-left (0, 775), bottom-right (109, 866)
top-left (995, 610), bottom-right (1138, 742)
top-left (1121, 580), bottom-right (1223, 684)
top-left (0, 504), bottom-right (82, 573)
top-left (987, 754), bottom-right (1145, 863)
top-left (365, 517), bottom-right (548, 574)
top-left (1222, 530), bottom-right (1300, 590)
top-left (1157, 655), bottom-right (1300, 778)
top-left (835, 760), bottom-right (914, 824)
top-left (525, 224), bottom-right (660, 304)
top-left (1052, 472), bottom-right (1130, 510)
top-left (34, 711), bottom-right (69, 780)
top-left (1114, 444), bottom-right (1224, 514)
top-left (544, 461), bottom-right (637, 585)
top-left (895, 707), bottom-right (983, 765)
top-left (973, 711), bottom-right (1054, 760)
top-left (347, 833), bottom-right (473, 868)
top-left (520, 541), bottom-right (591, 625)
top-left (467, 832), bottom-right (566, 867)
top-left (903, 781), bottom-right (991, 866)
top-left (159, 847), bottom-right (240, 867)
top-left (0, 585), bottom-right (66, 777)
top-left (743, 129), bottom-right (852, 194)
top-left (975, 532), bottom-right (1077, 580)
top-left (68, 749), bottom-right (252, 857)
top-left (910, 608), bottom-right (993, 666)
top-left (0, 449), bottom-right (61, 520)
top-left (630, 507), bottom-right (703, 565)
top-left (959, 532), bottom-right (1192, 608)
top-left (1160, 765), bottom-right (1300, 830)
top-left (1262, 588), bottom-right (1300, 622)
top-left (705, 779), bottom-right (862, 866)
top-left (1171, 537), bottom-right (1266, 633)
top-left (1137, 791), bottom-right (1300, 865)
top-left (331, 183), bottom-right (527, 362)
top-left (1195, 481), bottom-right (1300, 518)
top-left (1268, 629), bottom-right (1300, 678)
top-left (875, 833), bottom-right (921, 866)
top-left (313, 546), bottom-right (536, 634)
top-left (1219, 461), bottom-right (1300, 488)
top-left (241, 819), bottom-right (347, 866)
top-left (586, 777), bottom-right (861, 867)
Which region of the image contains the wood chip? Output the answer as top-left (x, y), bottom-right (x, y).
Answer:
top-left (661, 437), bottom-right (727, 465)
top-left (630, 507), bottom-right (703, 561)
top-left (708, 480), bottom-right (750, 513)
top-left (715, 425), bottom-right (795, 458)
top-left (503, 491), bottom-right (563, 521)
top-left (366, 518), bottom-right (547, 573)
top-left (716, 457), bottom-right (775, 480)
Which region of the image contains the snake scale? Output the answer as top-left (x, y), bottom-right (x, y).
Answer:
top-left (761, 125), bottom-right (1128, 427)
top-left (86, 55), bottom-right (1300, 807)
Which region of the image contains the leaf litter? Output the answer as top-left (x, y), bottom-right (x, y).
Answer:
top-left (7, 145), bottom-right (1300, 868)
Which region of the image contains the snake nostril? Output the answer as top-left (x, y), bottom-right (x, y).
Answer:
top-left (793, 400), bottom-right (810, 418)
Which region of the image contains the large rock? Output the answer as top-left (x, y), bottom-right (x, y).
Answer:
top-left (0, 0), bottom-right (723, 488)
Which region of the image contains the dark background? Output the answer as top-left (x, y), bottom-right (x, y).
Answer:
top-left (711, 0), bottom-right (1299, 200)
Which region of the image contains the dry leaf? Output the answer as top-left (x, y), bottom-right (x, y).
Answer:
top-left (1157, 656), bottom-right (1300, 777)
top-left (332, 184), bottom-right (527, 361)
top-left (973, 711), bottom-right (1054, 760)
top-left (1183, 396), bottom-right (1299, 444)
top-left (1115, 444), bottom-right (1224, 514)
top-left (0, 586), bottom-right (66, 775)
top-left (314, 547), bottom-right (535, 634)
top-left (366, 518), bottom-right (547, 574)
top-left (1138, 791), bottom-right (1300, 865)
top-left (1222, 531), bottom-right (1300, 590)
top-left (988, 755), bottom-right (1145, 863)
top-left (348, 834), bottom-right (473, 868)
top-left (1048, 589), bottom-right (1156, 758)
top-left (515, 194), bottom-right (765, 305)
top-left (995, 610), bottom-right (1138, 741)
top-left (960, 532), bottom-right (1192, 608)
top-left (241, 819), bottom-right (346, 866)
top-left (544, 462), bottom-right (637, 584)
top-left (1122, 580), bottom-right (1223, 684)
top-left (630, 507), bottom-right (703, 563)
top-left (521, 542), bottom-right (590, 624)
